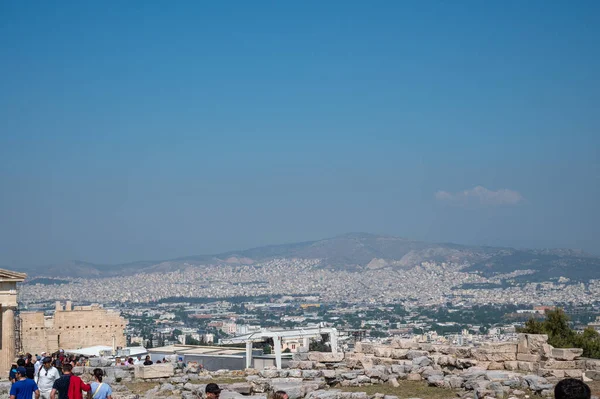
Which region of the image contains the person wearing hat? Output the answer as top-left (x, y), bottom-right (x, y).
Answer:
top-left (35, 353), bottom-right (47, 375)
top-left (9, 366), bottom-right (40, 399)
top-left (205, 383), bottom-right (221, 399)
top-left (35, 357), bottom-right (60, 399)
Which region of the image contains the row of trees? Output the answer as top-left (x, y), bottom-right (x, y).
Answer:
top-left (519, 309), bottom-right (600, 358)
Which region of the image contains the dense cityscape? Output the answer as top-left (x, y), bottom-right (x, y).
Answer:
top-left (18, 258), bottom-right (600, 351)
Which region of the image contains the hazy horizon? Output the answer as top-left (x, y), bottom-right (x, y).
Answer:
top-left (1, 1), bottom-right (598, 267)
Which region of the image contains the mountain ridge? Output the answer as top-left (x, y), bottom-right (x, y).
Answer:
top-left (19, 233), bottom-right (600, 281)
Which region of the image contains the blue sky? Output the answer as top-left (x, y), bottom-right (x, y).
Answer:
top-left (1, 1), bottom-right (599, 266)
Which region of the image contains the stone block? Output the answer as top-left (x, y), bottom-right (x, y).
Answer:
top-left (354, 342), bottom-right (374, 354)
top-left (307, 352), bottom-right (345, 363)
top-left (585, 370), bottom-right (600, 381)
top-left (227, 383), bottom-right (252, 395)
top-left (405, 350), bottom-right (429, 360)
top-left (390, 349), bottom-right (408, 359)
top-left (450, 347), bottom-right (472, 358)
top-left (538, 369), bottom-right (565, 379)
top-left (517, 353), bottom-right (540, 362)
top-left (373, 346), bottom-right (392, 358)
top-left (472, 350), bottom-right (517, 362)
top-left (135, 363), bottom-right (174, 379)
top-left (288, 369), bottom-right (303, 378)
top-left (487, 362), bottom-right (504, 370)
top-left (584, 359), bottom-right (600, 370)
top-left (517, 362), bottom-right (537, 372)
top-left (504, 361), bottom-right (519, 371)
top-left (551, 348), bottom-right (584, 361)
top-left (564, 369), bottom-right (583, 379)
top-left (390, 338), bottom-right (419, 349)
top-left (406, 373), bottom-right (421, 381)
top-left (480, 343), bottom-right (518, 353)
top-left (542, 359), bottom-right (577, 369)
top-left (302, 370), bottom-right (322, 379)
top-left (527, 334), bottom-right (549, 352)
top-left (517, 334), bottom-right (528, 354)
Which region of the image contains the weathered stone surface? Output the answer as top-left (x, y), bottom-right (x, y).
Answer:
top-left (503, 361), bottom-right (518, 371)
top-left (307, 352), bottom-right (345, 362)
top-left (406, 373), bottom-right (421, 381)
top-left (293, 353), bottom-right (310, 361)
top-left (288, 369), bottom-right (303, 378)
top-left (519, 334), bottom-right (550, 355)
top-left (373, 346), bottom-right (392, 358)
top-left (411, 356), bottom-right (431, 367)
top-left (135, 364), bottom-right (174, 379)
top-left (301, 370), bottom-right (322, 379)
top-left (183, 383), bottom-right (205, 393)
top-left (487, 362), bottom-right (504, 370)
top-left (354, 342), bottom-right (375, 354)
top-left (585, 370), bottom-right (600, 381)
top-left (259, 369), bottom-right (279, 378)
top-left (390, 338), bottom-right (419, 349)
top-left (550, 348), bottom-right (584, 361)
top-left (405, 350), bottom-right (429, 360)
top-left (472, 350), bottom-right (517, 362)
top-left (516, 353), bottom-right (540, 362)
top-left (390, 349), bottom-right (408, 359)
top-left (576, 359), bottom-right (600, 371)
top-left (541, 359), bottom-right (576, 369)
top-left (517, 361), bottom-right (537, 372)
top-left (480, 343), bottom-right (517, 353)
top-left (522, 375), bottom-right (553, 392)
top-left (563, 369), bottom-right (583, 379)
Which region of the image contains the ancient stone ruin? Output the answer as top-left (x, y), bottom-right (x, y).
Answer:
top-left (1, 334), bottom-right (597, 399)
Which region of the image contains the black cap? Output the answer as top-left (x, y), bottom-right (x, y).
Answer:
top-left (206, 383), bottom-right (221, 394)
top-left (42, 357), bottom-right (52, 364)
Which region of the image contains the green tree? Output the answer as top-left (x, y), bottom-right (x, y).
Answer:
top-left (519, 308), bottom-right (600, 358)
top-left (185, 335), bottom-right (201, 345)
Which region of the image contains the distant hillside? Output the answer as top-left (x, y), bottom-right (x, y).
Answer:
top-left (19, 233), bottom-right (600, 282)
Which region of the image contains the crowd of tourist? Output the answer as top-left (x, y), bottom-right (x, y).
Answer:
top-left (8, 350), bottom-right (113, 399)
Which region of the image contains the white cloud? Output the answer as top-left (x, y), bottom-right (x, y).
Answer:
top-left (435, 185), bottom-right (524, 206)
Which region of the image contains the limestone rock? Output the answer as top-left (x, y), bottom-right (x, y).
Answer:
top-left (541, 359), bottom-right (576, 369)
top-left (516, 353), bottom-right (540, 362)
top-left (405, 350), bottom-right (429, 360)
top-left (551, 348), bottom-right (583, 361)
top-left (134, 363), bottom-right (174, 379)
top-left (307, 352), bottom-right (345, 363)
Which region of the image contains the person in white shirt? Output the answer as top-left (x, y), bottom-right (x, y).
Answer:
top-left (34, 357), bottom-right (60, 399)
top-left (133, 356), bottom-right (143, 365)
top-left (34, 353), bottom-right (46, 375)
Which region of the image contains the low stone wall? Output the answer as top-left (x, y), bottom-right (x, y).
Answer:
top-left (345, 334), bottom-right (599, 381)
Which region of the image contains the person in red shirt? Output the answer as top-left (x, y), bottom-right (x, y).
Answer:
top-left (49, 364), bottom-right (90, 399)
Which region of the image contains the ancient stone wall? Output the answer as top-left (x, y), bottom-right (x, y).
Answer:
top-left (21, 301), bottom-right (127, 354)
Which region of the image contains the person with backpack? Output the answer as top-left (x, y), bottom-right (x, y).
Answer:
top-left (89, 368), bottom-right (112, 399)
top-left (49, 364), bottom-right (90, 399)
top-left (9, 363), bottom-right (18, 384)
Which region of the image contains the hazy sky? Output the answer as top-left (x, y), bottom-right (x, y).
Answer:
top-left (1, 1), bottom-right (599, 266)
